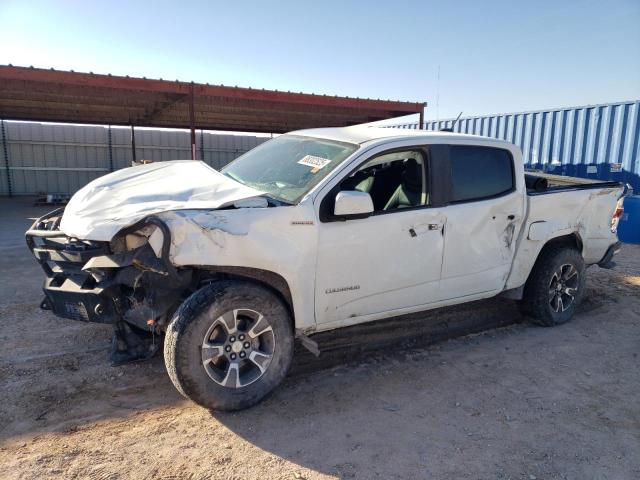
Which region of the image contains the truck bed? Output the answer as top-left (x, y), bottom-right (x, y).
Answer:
top-left (525, 170), bottom-right (622, 194)
top-left (505, 176), bottom-right (624, 290)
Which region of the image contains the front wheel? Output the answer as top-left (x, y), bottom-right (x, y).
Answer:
top-left (521, 246), bottom-right (586, 327)
top-left (164, 281), bottom-right (294, 411)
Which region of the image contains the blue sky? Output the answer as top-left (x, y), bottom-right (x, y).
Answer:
top-left (1, 0), bottom-right (639, 123)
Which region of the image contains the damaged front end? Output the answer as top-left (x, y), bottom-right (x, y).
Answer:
top-left (26, 209), bottom-right (191, 365)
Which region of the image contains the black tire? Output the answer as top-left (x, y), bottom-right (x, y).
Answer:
top-left (521, 245), bottom-right (586, 327)
top-left (164, 280), bottom-right (294, 411)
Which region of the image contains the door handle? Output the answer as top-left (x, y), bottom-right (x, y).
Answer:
top-left (409, 223), bottom-right (441, 237)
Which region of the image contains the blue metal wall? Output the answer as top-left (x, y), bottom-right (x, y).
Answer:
top-left (390, 101), bottom-right (640, 193)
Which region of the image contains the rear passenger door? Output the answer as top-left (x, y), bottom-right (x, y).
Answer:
top-left (439, 145), bottom-right (525, 300)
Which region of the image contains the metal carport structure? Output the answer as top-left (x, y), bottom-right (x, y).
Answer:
top-left (0, 65), bottom-right (426, 159)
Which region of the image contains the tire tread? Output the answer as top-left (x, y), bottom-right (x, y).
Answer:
top-left (521, 245), bottom-right (585, 327)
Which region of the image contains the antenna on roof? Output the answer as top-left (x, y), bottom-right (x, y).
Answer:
top-left (440, 111), bottom-right (463, 132)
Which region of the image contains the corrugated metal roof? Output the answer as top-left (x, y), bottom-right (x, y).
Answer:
top-left (0, 65), bottom-right (426, 133)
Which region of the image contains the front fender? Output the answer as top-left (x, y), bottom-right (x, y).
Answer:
top-left (146, 207), bottom-right (318, 330)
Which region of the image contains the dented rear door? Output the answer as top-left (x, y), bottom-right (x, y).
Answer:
top-left (439, 145), bottom-right (526, 300)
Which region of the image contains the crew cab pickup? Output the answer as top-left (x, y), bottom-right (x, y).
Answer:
top-left (26, 126), bottom-right (626, 410)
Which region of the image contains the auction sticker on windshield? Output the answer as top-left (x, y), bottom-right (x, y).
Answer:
top-left (298, 155), bottom-right (332, 173)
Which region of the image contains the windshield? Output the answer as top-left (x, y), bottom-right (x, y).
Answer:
top-left (222, 135), bottom-right (358, 203)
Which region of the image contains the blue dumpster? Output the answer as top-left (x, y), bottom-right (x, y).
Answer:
top-left (618, 195), bottom-right (640, 244)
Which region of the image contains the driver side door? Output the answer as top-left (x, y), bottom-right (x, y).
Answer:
top-left (313, 146), bottom-right (446, 328)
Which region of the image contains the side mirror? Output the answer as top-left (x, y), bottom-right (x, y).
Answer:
top-left (334, 191), bottom-right (374, 218)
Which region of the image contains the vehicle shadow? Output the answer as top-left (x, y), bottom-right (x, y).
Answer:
top-left (207, 290), bottom-right (617, 478)
top-left (209, 299), bottom-right (527, 477)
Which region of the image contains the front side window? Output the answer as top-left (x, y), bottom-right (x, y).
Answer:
top-left (340, 149), bottom-right (428, 212)
top-left (222, 135), bottom-right (358, 203)
top-left (449, 146), bottom-right (514, 202)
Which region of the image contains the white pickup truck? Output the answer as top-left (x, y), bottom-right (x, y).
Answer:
top-left (26, 126), bottom-right (625, 410)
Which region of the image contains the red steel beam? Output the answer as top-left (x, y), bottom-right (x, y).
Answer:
top-left (0, 65), bottom-right (424, 113)
top-left (0, 65), bottom-right (427, 133)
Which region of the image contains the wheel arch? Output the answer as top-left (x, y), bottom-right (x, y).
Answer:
top-left (523, 232), bottom-right (584, 291)
top-left (539, 232), bottom-right (583, 256)
top-left (193, 266), bottom-right (295, 320)
top-left (505, 231), bottom-right (584, 298)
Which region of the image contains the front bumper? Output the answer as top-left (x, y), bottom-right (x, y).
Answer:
top-left (26, 209), bottom-right (118, 323)
top-left (27, 210), bottom-right (193, 365)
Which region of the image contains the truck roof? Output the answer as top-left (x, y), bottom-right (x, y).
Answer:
top-left (291, 125), bottom-right (511, 147)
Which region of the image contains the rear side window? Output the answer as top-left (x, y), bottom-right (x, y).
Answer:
top-left (449, 146), bottom-right (514, 202)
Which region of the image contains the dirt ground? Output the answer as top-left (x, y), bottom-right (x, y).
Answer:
top-left (0, 197), bottom-right (638, 480)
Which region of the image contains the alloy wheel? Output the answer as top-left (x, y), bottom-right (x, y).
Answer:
top-left (548, 263), bottom-right (579, 313)
top-left (201, 308), bottom-right (275, 388)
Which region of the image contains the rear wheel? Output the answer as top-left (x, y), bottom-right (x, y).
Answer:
top-left (521, 246), bottom-right (586, 326)
top-left (164, 280), bottom-right (294, 411)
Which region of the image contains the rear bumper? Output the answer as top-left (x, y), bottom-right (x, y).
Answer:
top-left (597, 241), bottom-right (622, 269)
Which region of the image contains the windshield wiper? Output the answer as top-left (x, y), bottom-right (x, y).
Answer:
top-left (261, 193), bottom-right (292, 206)
top-left (223, 171), bottom-right (244, 184)
top-left (223, 173), bottom-right (293, 205)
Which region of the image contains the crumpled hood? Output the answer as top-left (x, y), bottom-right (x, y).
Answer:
top-left (59, 160), bottom-right (264, 241)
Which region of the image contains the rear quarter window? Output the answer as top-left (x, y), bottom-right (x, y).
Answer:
top-left (449, 146), bottom-right (514, 202)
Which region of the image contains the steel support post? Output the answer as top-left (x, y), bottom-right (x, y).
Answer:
top-left (200, 129), bottom-right (205, 161)
top-left (189, 83), bottom-right (196, 160)
top-left (130, 125), bottom-right (137, 164)
top-left (1, 120), bottom-right (11, 196)
top-left (108, 125), bottom-right (114, 172)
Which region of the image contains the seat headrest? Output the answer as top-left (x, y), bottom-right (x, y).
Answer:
top-left (402, 158), bottom-right (421, 189)
top-left (342, 170), bottom-right (370, 190)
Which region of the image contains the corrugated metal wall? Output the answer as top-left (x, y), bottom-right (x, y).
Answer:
top-left (389, 100), bottom-right (640, 193)
top-left (0, 121), bottom-right (269, 195)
